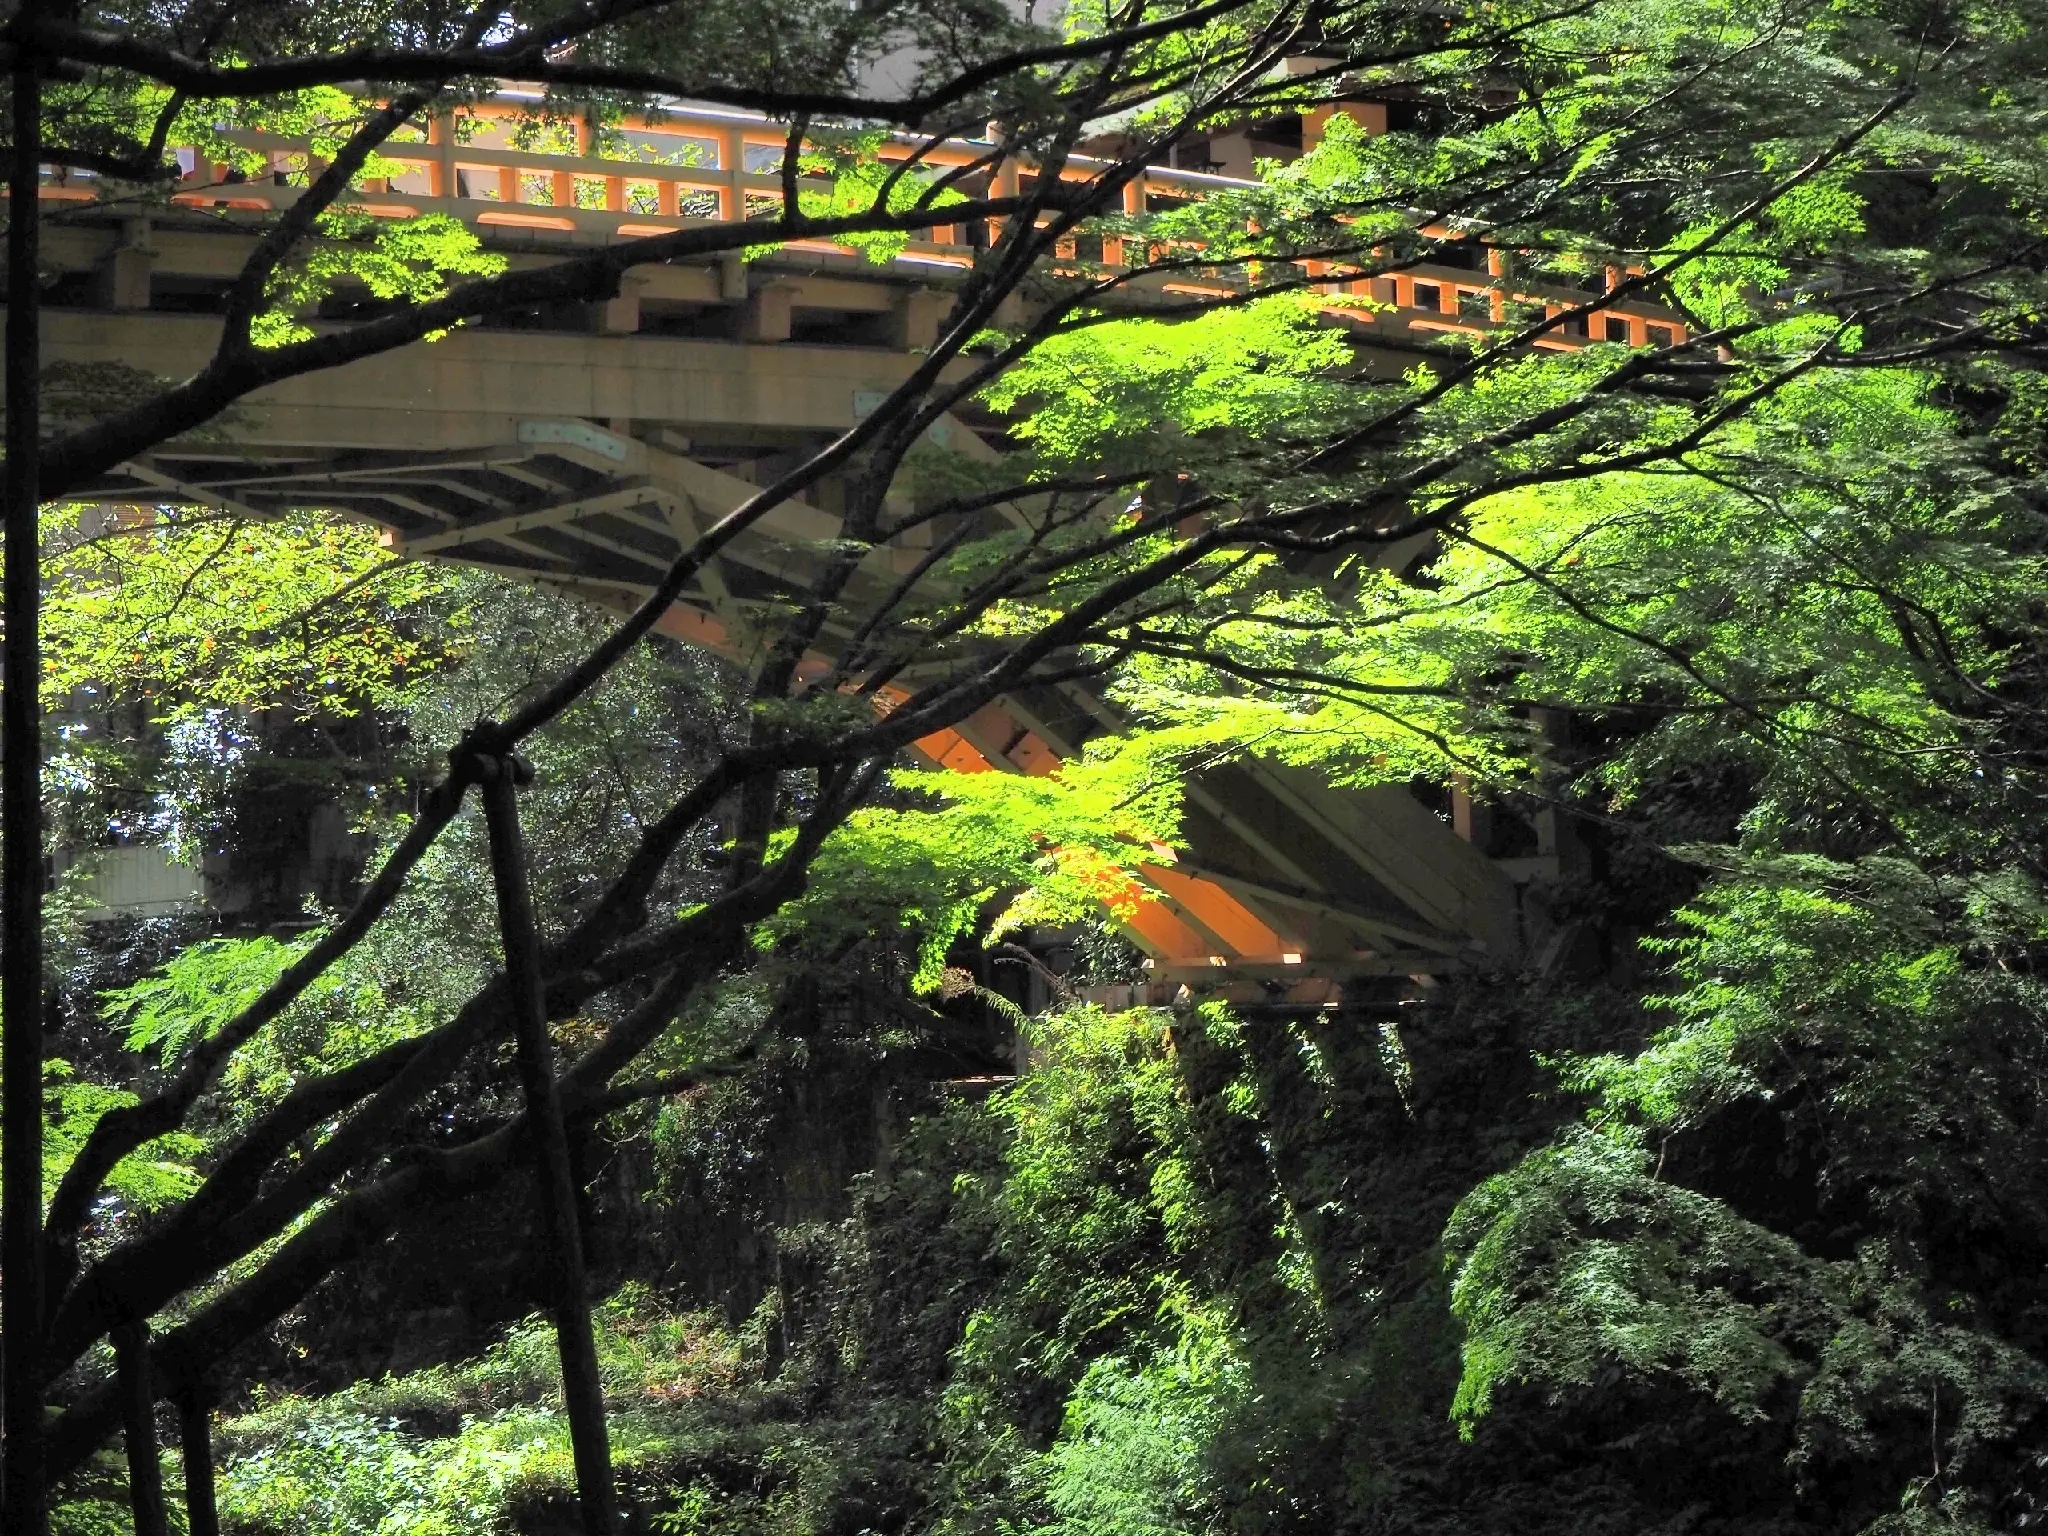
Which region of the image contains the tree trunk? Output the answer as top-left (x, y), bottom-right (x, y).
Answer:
top-left (2, 55), bottom-right (47, 1536)
top-left (176, 1388), bottom-right (219, 1536)
top-left (479, 758), bottom-right (616, 1536)
top-left (113, 1324), bottom-right (168, 1536)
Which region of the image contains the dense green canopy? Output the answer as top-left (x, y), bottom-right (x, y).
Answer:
top-left (7, 0), bottom-right (2048, 1531)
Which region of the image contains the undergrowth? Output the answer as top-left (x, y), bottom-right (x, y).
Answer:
top-left (210, 1284), bottom-right (812, 1536)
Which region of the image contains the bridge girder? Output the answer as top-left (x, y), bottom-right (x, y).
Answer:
top-left (33, 92), bottom-right (1649, 997)
top-left (52, 310), bottom-right (1544, 998)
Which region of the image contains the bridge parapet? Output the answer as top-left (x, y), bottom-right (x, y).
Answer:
top-left (39, 96), bottom-right (1613, 1003)
top-left (34, 93), bottom-right (1687, 357)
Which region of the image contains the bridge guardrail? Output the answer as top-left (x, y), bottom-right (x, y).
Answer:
top-left (35, 96), bottom-right (1686, 349)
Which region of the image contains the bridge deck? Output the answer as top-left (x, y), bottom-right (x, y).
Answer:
top-left (33, 100), bottom-right (1637, 1000)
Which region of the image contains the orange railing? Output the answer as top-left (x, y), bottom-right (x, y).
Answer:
top-left (29, 93), bottom-right (1683, 349)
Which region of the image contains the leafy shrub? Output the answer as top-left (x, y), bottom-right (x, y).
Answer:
top-left (217, 1288), bottom-right (746, 1535)
top-left (1443, 856), bottom-right (2048, 1531)
top-left (1037, 1325), bottom-right (1248, 1536)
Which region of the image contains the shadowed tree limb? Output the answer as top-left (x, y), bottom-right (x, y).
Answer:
top-left (477, 743), bottom-right (617, 1536)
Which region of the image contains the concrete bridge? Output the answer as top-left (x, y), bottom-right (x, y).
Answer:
top-left (38, 97), bottom-right (1666, 1001)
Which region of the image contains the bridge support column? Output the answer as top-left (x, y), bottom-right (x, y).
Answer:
top-left (892, 288), bottom-right (947, 351)
top-left (1450, 776), bottom-right (1492, 849)
top-left (743, 281), bottom-right (794, 343)
top-left (1528, 709), bottom-right (1588, 878)
top-left (593, 276), bottom-right (646, 334)
top-left (95, 220), bottom-right (151, 311)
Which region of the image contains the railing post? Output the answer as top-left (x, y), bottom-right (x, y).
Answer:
top-left (990, 159), bottom-right (1018, 248)
top-left (428, 113), bottom-right (456, 200)
top-left (1103, 176), bottom-right (1145, 267)
top-left (721, 128), bottom-right (746, 221)
top-left (474, 743), bottom-right (617, 1536)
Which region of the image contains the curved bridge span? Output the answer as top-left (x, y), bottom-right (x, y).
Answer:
top-left (40, 103), bottom-right (1651, 999)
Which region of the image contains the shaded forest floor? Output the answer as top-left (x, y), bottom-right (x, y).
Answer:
top-left (84, 966), bottom-right (2011, 1536)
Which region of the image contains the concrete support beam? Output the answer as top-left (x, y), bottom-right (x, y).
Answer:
top-left (1249, 762), bottom-right (1523, 961)
top-left (742, 281), bottom-right (795, 343)
top-left (96, 222), bottom-right (152, 311)
top-left (1450, 776), bottom-right (1492, 848)
top-left (1529, 709), bottom-right (1589, 878)
top-left (397, 482), bottom-right (655, 556)
top-left (891, 288), bottom-right (948, 352)
top-left (97, 249), bottom-right (152, 311)
top-left (1205, 130), bottom-right (1256, 180)
top-left (593, 276), bottom-right (647, 334)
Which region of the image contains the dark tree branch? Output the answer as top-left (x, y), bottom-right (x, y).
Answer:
top-left (21, 0), bottom-right (1258, 122)
top-left (477, 747), bottom-right (616, 1536)
top-left (2, 46), bottom-right (48, 1535)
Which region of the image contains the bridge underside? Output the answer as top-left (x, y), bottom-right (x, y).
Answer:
top-left (58, 305), bottom-right (1545, 1002)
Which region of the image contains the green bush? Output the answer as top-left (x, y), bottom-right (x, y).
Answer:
top-left (217, 1287), bottom-right (747, 1535)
